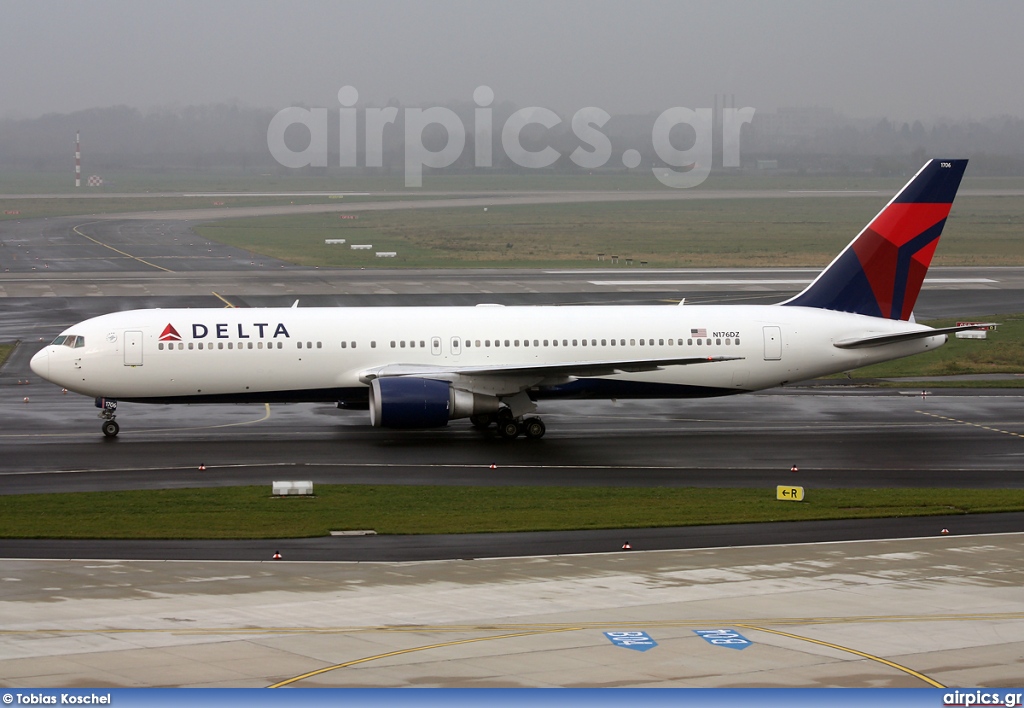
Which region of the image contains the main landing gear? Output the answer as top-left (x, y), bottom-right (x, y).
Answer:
top-left (96, 397), bottom-right (119, 438)
top-left (470, 409), bottom-right (546, 440)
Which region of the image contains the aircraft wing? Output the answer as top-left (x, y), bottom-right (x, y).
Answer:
top-left (833, 323), bottom-right (997, 349)
top-left (360, 354), bottom-right (743, 385)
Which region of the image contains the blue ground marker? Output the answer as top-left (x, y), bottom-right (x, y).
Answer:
top-left (694, 629), bottom-right (752, 650)
top-left (605, 631), bottom-right (658, 652)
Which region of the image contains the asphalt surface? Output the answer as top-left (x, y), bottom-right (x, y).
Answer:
top-left (2, 200), bottom-right (1024, 690)
top-left (1, 210), bottom-right (1023, 563)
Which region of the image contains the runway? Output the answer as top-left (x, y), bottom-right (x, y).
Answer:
top-left (1, 207), bottom-right (1023, 687)
top-left (2, 211), bottom-right (1024, 554)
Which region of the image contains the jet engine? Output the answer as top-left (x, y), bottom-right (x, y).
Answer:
top-left (369, 377), bottom-right (499, 428)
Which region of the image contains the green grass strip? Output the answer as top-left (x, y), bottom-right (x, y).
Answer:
top-left (193, 194), bottom-right (1024, 269)
top-left (1, 486), bottom-right (1021, 539)
top-left (0, 343), bottom-right (14, 369)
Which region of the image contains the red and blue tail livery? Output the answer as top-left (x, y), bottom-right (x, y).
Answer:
top-left (783, 159), bottom-right (968, 320)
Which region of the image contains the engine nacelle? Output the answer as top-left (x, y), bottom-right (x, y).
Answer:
top-left (369, 377), bottom-right (499, 428)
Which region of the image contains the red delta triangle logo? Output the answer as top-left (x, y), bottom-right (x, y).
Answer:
top-left (159, 323), bottom-right (182, 342)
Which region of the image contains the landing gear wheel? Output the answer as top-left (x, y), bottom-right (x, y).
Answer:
top-left (498, 420), bottom-right (521, 440)
top-left (523, 417), bottom-right (546, 439)
top-left (470, 413), bottom-right (494, 430)
top-left (101, 420), bottom-right (120, 438)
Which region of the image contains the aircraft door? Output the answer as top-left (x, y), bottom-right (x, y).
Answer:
top-left (763, 326), bottom-right (782, 360)
top-left (124, 330), bottom-right (144, 366)
top-left (431, 336), bottom-right (442, 356)
top-left (450, 336), bottom-right (462, 356)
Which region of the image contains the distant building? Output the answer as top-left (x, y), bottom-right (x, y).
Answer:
top-left (751, 107), bottom-right (846, 151)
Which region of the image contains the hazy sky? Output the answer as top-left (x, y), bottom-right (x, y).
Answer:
top-left (2, 0), bottom-right (1023, 121)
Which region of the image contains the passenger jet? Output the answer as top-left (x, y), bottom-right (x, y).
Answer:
top-left (31, 159), bottom-right (982, 439)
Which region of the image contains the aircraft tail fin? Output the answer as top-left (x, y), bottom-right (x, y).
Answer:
top-left (782, 159), bottom-right (968, 320)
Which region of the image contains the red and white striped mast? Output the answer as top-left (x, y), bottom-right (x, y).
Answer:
top-left (75, 131), bottom-right (81, 188)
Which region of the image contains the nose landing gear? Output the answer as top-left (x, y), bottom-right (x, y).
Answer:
top-left (95, 397), bottom-right (119, 438)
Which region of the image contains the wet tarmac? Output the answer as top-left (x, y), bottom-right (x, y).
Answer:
top-left (1, 207), bottom-right (1022, 688)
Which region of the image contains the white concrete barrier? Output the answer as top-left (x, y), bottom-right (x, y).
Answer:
top-left (272, 481), bottom-right (313, 496)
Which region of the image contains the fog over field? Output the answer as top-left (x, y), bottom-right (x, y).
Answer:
top-left (2, 1), bottom-right (1023, 176)
top-left (4, 0), bottom-right (1024, 120)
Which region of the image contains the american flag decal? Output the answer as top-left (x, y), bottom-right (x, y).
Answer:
top-left (691, 328), bottom-right (707, 337)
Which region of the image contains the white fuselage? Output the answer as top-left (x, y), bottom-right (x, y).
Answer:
top-left (30, 303), bottom-right (945, 403)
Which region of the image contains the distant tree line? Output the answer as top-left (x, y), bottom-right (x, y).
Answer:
top-left (2, 102), bottom-right (1023, 176)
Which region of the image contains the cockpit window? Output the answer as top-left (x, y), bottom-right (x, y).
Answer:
top-left (51, 335), bottom-right (84, 348)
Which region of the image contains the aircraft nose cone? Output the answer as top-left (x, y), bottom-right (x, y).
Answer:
top-left (30, 348), bottom-right (49, 379)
